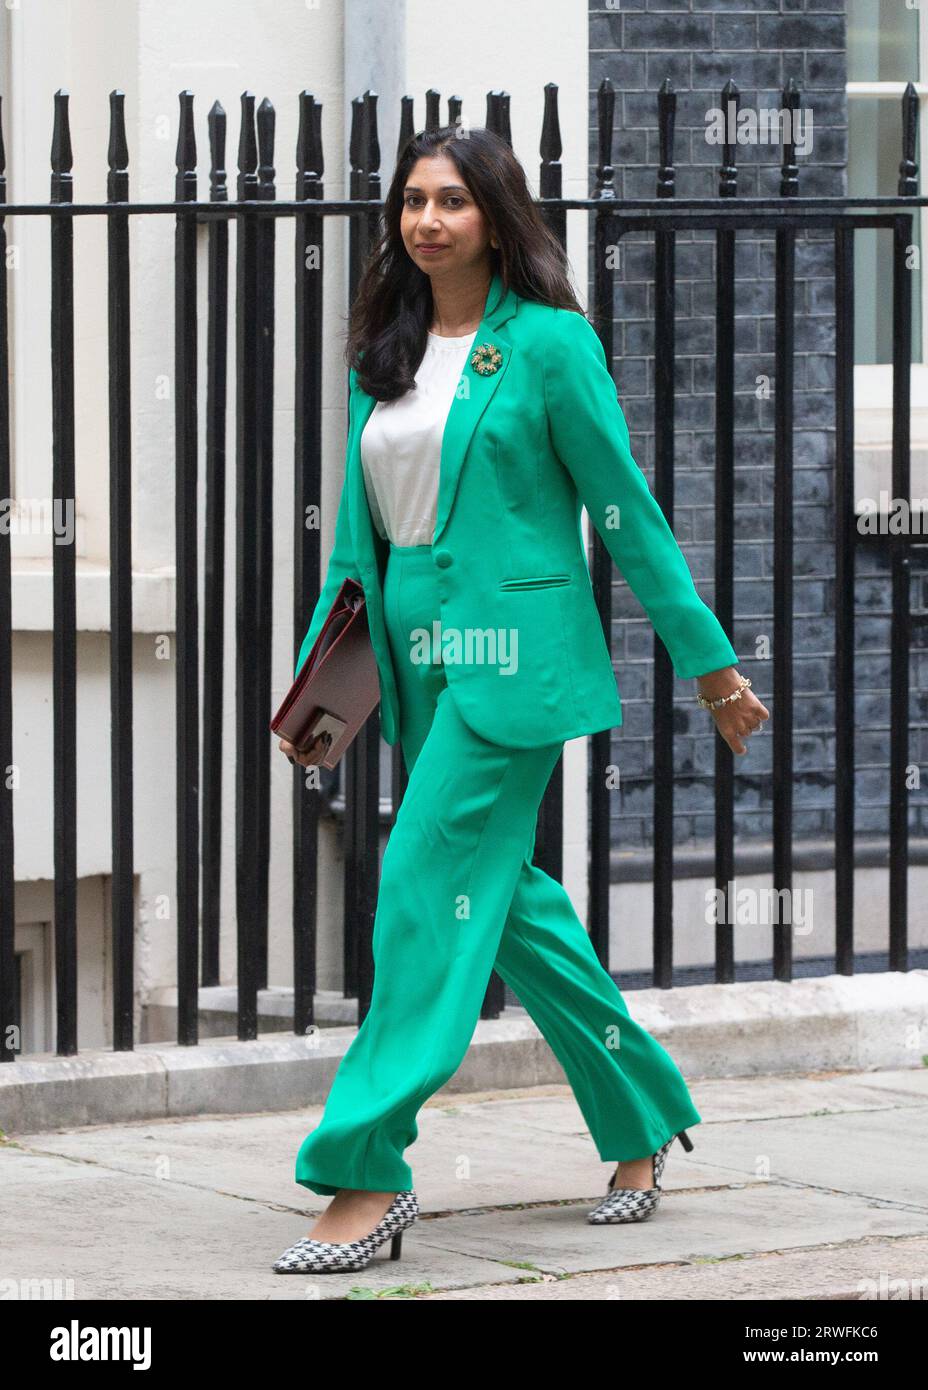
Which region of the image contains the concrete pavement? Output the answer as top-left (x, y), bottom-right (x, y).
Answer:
top-left (2, 1066), bottom-right (927, 1301)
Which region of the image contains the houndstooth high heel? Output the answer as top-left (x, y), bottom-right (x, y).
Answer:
top-left (273, 1190), bottom-right (419, 1273)
top-left (587, 1129), bottom-right (694, 1224)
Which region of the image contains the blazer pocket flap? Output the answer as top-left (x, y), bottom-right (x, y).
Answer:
top-left (498, 573), bottom-right (571, 590)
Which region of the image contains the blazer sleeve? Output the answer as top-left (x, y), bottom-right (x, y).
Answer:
top-left (542, 309), bottom-right (739, 680)
top-left (293, 373), bottom-right (361, 681)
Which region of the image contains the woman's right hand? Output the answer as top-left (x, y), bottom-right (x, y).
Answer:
top-left (278, 733), bottom-right (331, 767)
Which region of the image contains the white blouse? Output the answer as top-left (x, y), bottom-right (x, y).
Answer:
top-left (360, 328), bottom-right (477, 546)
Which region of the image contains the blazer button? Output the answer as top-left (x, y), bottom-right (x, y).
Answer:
top-left (434, 549), bottom-right (453, 568)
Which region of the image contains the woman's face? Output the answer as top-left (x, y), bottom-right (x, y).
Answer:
top-left (400, 153), bottom-right (495, 281)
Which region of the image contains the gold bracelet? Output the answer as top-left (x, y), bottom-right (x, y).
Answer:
top-left (696, 674), bottom-right (751, 711)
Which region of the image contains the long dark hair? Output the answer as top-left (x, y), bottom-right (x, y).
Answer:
top-left (346, 126), bottom-right (584, 400)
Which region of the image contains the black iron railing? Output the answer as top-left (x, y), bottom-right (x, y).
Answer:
top-left (0, 76), bottom-right (923, 1061)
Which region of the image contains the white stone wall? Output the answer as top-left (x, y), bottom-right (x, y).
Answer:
top-left (4, 0), bottom-right (594, 1051)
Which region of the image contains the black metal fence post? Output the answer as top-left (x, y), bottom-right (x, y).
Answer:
top-left (345, 90), bottom-right (384, 1025)
top-left (174, 91), bottom-right (200, 1045)
top-left (292, 90), bottom-right (325, 1040)
top-left (833, 210), bottom-right (855, 977)
top-left (588, 78), bottom-right (618, 971)
top-left (652, 77), bottom-right (680, 989)
top-left (106, 90), bottom-right (135, 1049)
top-left (200, 99), bottom-right (230, 989)
top-left (234, 91), bottom-right (260, 1040)
top-left (533, 82), bottom-right (566, 894)
top-left (254, 97), bottom-right (277, 992)
top-left (0, 95), bottom-right (15, 1063)
top-left (713, 80), bottom-right (738, 985)
top-left (50, 89), bottom-right (78, 1056)
top-left (772, 81), bottom-right (797, 982)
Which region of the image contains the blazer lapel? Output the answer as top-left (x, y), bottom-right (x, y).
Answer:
top-left (433, 271), bottom-right (516, 541)
top-left (346, 267), bottom-right (518, 563)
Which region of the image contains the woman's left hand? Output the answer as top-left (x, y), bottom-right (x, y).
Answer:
top-left (696, 667), bottom-right (770, 757)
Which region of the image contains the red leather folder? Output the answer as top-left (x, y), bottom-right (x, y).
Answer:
top-left (269, 577), bottom-right (380, 769)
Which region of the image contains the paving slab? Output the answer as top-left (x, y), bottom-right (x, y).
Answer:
top-left (0, 1144), bottom-right (517, 1302)
top-left (419, 1235), bottom-right (928, 1301)
top-left (410, 1184), bottom-right (928, 1277)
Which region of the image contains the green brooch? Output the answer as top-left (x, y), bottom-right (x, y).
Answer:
top-left (470, 342), bottom-right (502, 376)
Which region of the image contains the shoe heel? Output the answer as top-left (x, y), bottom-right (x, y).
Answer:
top-left (390, 1231), bottom-right (404, 1260)
top-left (676, 1129), bottom-right (694, 1153)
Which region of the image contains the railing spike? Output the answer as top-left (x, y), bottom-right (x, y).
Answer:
top-left (296, 92), bottom-right (323, 197)
top-left (539, 83), bottom-right (563, 239)
top-left (51, 89), bottom-right (73, 203)
top-left (236, 91), bottom-right (257, 201)
top-left (593, 78), bottom-right (615, 201)
top-left (780, 77), bottom-right (800, 198)
top-left (719, 79), bottom-right (739, 198)
top-left (899, 80), bottom-right (919, 198)
top-left (208, 100), bottom-right (228, 203)
top-left (496, 90), bottom-right (512, 147)
top-left (361, 89), bottom-right (380, 201)
top-left (349, 95), bottom-right (363, 177)
top-left (257, 97), bottom-right (276, 196)
top-left (397, 95), bottom-right (415, 161)
top-left (174, 90), bottom-right (196, 203)
top-left (540, 82), bottom-right (562, 168)
top-left (107, 90), bottom-right (129, 203)
top-left (657, 78), bottom-right (676, 199)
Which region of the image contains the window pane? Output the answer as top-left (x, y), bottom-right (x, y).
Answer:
top-left (848, 97), bottom-right (922, 363)
top-left (847, 0), bottom-right (919, 82)
top-left (847, 1), bottom-right (922, 362)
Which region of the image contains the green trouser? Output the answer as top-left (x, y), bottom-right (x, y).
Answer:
top-left (294, 542), bottom-right (702, 1196)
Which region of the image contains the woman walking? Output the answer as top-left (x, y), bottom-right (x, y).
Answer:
top-left (274, 126), bottom-right (769, 1274)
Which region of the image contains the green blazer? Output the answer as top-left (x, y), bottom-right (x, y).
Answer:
top-left (294, 268), bottom-right (739, 749)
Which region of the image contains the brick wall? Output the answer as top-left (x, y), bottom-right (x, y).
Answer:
top-left (588, 0), bottom-right (852, 848)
